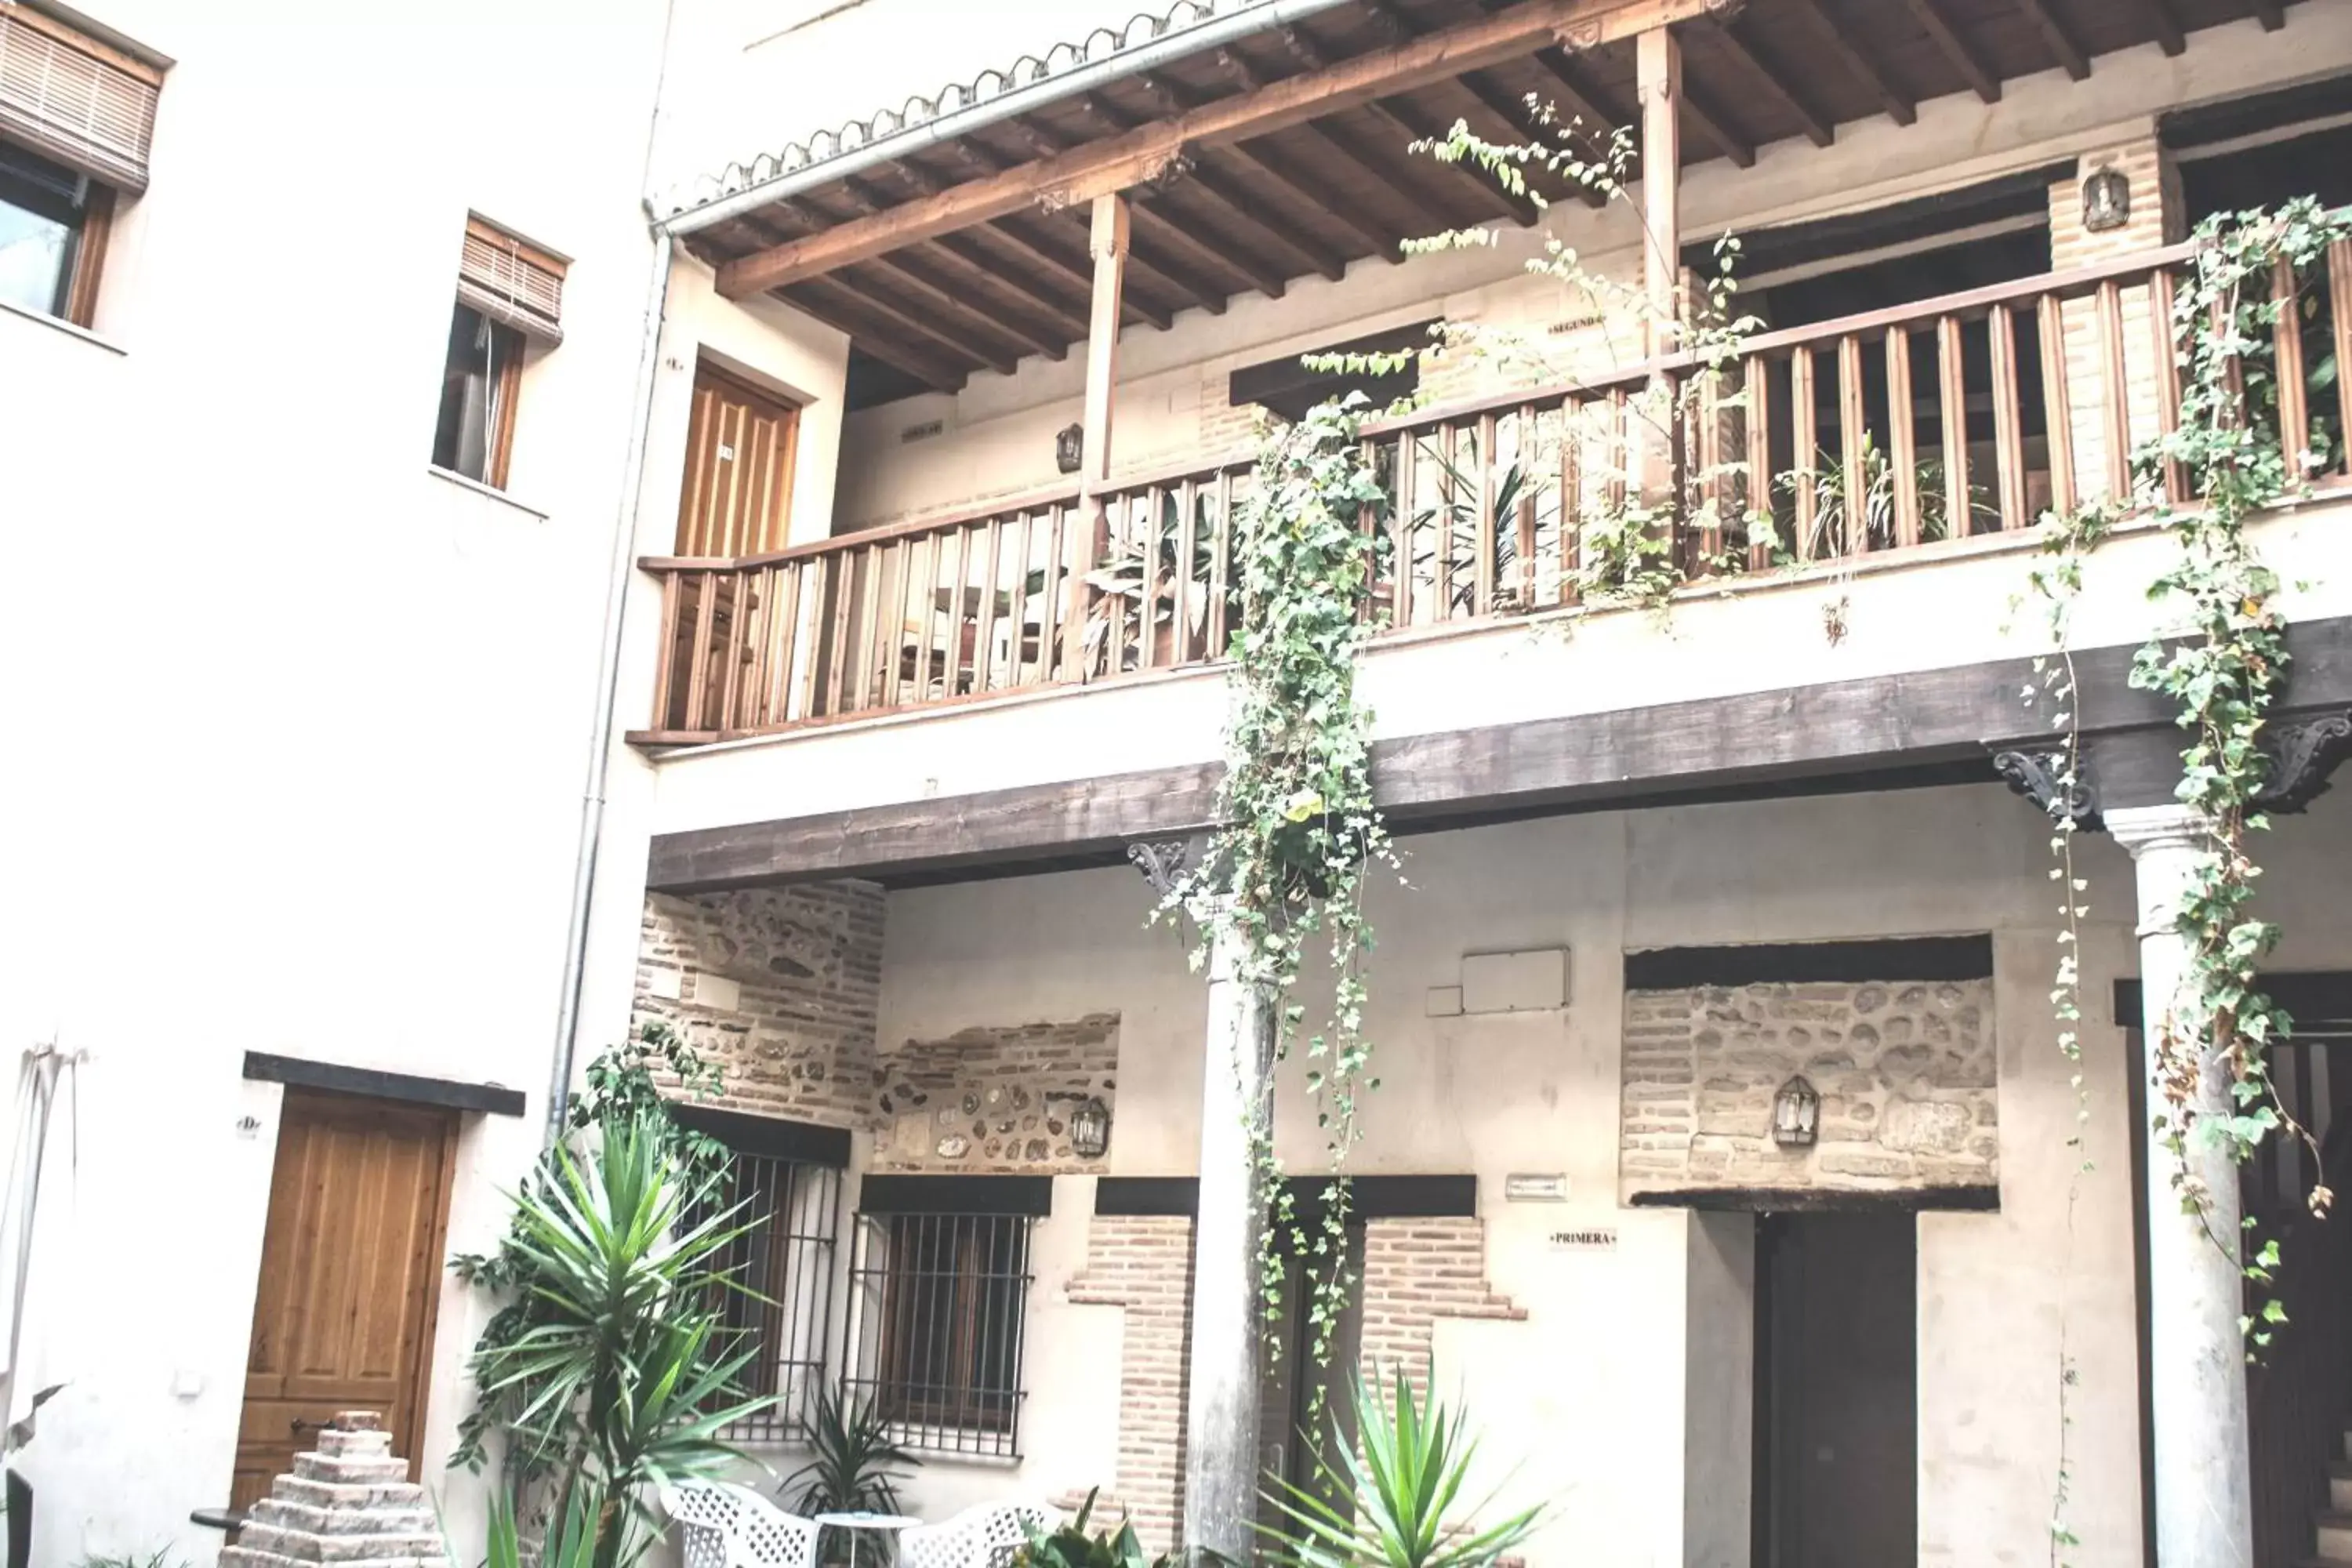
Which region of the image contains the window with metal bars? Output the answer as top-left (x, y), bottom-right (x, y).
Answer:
top-left (673, 1106), bottom-right (848, 1445)
top-left (844, 1178), bottom-right (1044, 1458)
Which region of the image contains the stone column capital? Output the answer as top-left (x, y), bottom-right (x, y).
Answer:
top-left (2102, 804), bottom-right (2212, 861)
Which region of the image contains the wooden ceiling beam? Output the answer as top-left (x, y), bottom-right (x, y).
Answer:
top-left (1677, 72), bottom-right (1759, 168)
top-left (1272, 20), bottom-right (1542, 228)
top-left (942, 141), bottom-right (1185, 328)
top-left (713, 0), bottom-right (1735, 296)
top-left (990, 120), bottom-right (1240, 312)
top-left (1712, 20), bottom-right (1834, 146)
top-left (1072, 92), bottom-right (1339, 285)
top-left (927, 231), bottom-right (1093, 337)
top-left (2013, 0), bottom-right (2091, 79)
top-left (779, 280), bottom-right (970, 390)
top-left (956, 221), bottom-right (1173, 331)
top-left (815, 272), bottom-right (1018, 376)
top-left (1902, 0), bottom-right (2002, 103)
top-left (1348, 0), bottom-right (1563, 219)
top-left (869, 162), bottom-right (1092, 346)
top-left (1787, 0), bottom-right (1916, 123)
top-left (1457, 69), bottom-right (1608, 205)
top-left (854, 255), bottom-right (1065, 362)
top-left (2252, 0), bottom-right (2285, 27)
top-left (1131, 69), bottom-right (1400, 261)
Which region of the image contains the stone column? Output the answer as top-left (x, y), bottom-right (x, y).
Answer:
top-left (2107, 804), bottom-right (2252, 1568)
top-left (1182, 912), bottom-right (1276, 1566)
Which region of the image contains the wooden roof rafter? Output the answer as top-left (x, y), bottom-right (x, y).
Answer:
top-left (1901, 0), bottom-right (2002, 103)
top-left (1710, 17), bottom-right (1833, 147)
top-left (1784, 0), bottom-right (1915, 124)
top-left (2013, 0), bottom-right (2092, 80)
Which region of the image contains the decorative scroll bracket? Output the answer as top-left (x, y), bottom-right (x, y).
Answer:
top-left (1128, 837), bottom-right (1200, 899)
top-left (2254, 710), bottom-right (2352, 814)
top-left (1993, 747), bottom-right (2102, 831)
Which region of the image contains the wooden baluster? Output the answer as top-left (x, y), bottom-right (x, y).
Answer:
top-left (764, 562), bottom-right (801, 728)
top-left (1886, 329), bottom-right (1921, 549)
top-left (1388, 435), bottom-right (1415, 627)
top-left (2151, 267), bottom-right (2189, 503)
top-left (851, 545), bottom-right (884, 714)
top-left (1937, 316), bottom-right (1972, 536)
top-left (739, 568), bottom-right (771, 730)
top-left (1042, 503), bottom-right (1070, 683)
top-left (2274, 256), bottom-right (2310, 481)
top-left (905, 533), bottom-right (938, 706)
top-left (1989, 303), bottom-right (2028, 530)
top-left (1210, 470), bottom-right (1234, 658)
top-left (650, 569), bottom-right (684, 728)
top-left (1475, 412), bottom-right (1497, 617)
top-left (1356, 441), bottom-right (1379, 630)
top-left (1606, 389), bottom-right (1629, 518)
top-left (791, 561), bottom-right (823, 722)
top-left (2038, 294), bottom-right (2077, 517)
top-left (973, 516), bottom-right (1004, 692)
top-left (942, 524), bottom-right (973, 698)
top-left (2332, 241), bottom-right (2352, 478)
top-left (1106, 495), bottom-right (1131, 675)
top-left (1437, 423), bottom-right (1460, 620)
top-left (1692, 376), bottom-right (1722, 572)
top-left (2096, 281), bottom-right (2132, 502)
top-left (684, 568), bottom-right (718, 731)
top-left (1838, 334), bottom-right (1867, 557)
top-left (1514, 405), bottom-right (1539, 602)
top-left (1006, 509), bottom-right (1037, 686)
top-left (1138, 485), bottom-right (1167, 670)
top-left (1791, 348), bottom-right (1817, 561)
top-left (1559, 401), bottom-right (1584, 603)
top-left (877, 542), bottom-right (908, 709)
top-left (1175, 477), bottom-right (1201, 662)
top-left (1743, 361), bottom-right (1772, 570)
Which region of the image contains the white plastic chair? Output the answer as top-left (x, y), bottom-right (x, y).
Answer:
top-left (896, 1501), bottom-right (1057, 1568)
top-left (661, 1479), bottom-right (822, 1568)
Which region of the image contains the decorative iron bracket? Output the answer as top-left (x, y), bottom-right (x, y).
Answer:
top-left (1992, 747), bottom-right (2102, 831)
top-left (2254, 710), bottom-right (2352, 814)
top-left (1127, 837), bottom-right (1197, 898)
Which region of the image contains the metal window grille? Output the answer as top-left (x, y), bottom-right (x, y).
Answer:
top-left (844, 1210), bottom-right (1034, 1458)
top-left (706, 1153), bottom-right (843, 1443)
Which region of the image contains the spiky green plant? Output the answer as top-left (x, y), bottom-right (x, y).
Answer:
top-left (779, 1384), bottom-right (919, 1521)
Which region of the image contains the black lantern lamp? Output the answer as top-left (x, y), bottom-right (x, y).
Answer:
top-left (1773, 1076), bottom-right (1820, 1148)
top-left (1055, 422), bottom-right (1085, 475)
top-left (1070, 1096), bottom-right (1112, 1160)
top-left (2082, 166), bottom-right (2130, 234)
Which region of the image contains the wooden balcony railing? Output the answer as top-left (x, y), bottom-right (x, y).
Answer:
top-left (636, 241), bottom-right (2352, 746)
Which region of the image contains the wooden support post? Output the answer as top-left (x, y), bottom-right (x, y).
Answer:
top-left (1637, 25), bottom-right (1681, 514)
top-left (1067, 193), bottom-right (1128, 678)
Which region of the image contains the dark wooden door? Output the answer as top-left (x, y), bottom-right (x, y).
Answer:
top-left (1755, 1211), bottom-right (1918, 1568)
top-left (674, 365), bottom-right (800, 557)
top-left (230, 1089), bottom-right (459, 1509)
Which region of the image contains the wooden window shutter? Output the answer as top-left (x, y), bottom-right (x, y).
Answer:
top-left (0, 5), bottom-right (161, 193)
top-left (458, 216), bottom-right (566, 345)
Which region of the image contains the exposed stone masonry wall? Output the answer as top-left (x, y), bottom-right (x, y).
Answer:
top-left (1065, 1215), bottom-right (1196, 1556)
top-left (875, 1014), bottom-right (1119, 1173)
top-left (1621, 977), bottom-right (1999, 1200)
top-left (636, 884), bottom-right (885, 1127)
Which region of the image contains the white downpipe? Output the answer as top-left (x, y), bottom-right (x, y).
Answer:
top-left (655, 0), bottom-right (1358, 238)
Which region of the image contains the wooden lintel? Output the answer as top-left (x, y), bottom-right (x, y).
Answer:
top-left (1904, 0), bottom-right (2002, 103)
top-left (1714, 20), bottom-right (1835, 147)
top-left (2013, 0), bottom-right (2091, 80)
top-left (713, 0), bottom-right (1735, 296)
top-left (1788, 0), bottom-right (1916, 123)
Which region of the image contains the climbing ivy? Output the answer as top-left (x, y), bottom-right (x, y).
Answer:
top-left (1157, 396), bottom-right (1398, 1429)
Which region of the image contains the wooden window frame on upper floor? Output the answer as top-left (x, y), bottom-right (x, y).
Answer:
top-left (430, 215), bottom-right (567, 492)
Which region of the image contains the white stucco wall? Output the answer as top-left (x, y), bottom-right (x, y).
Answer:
top-left (853, 783), bottom-right (2352, 1566)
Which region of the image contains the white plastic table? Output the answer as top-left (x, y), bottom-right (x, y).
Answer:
top-left (815, 1510), bottom-right (921, 1568)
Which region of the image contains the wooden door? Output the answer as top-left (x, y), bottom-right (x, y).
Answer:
top-left (230, 1089), bottom-right (459, 1509)
top-left (674, 365), bottom-right (800, 556)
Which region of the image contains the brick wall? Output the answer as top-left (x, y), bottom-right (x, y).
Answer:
top-left (2048, 134), bottom-right (2180, 503)
top-left (635, 884), bottom-right (885, 1127)
top-left (1621, 978), bottom-right (2000, 1201)
top-left (1357, 1217), bottom-right (1525, 1396)
top-left (1065, 1215), bottom-right (1196, 1555)
top-left (875, 1014), bottom-right (1119, 1173)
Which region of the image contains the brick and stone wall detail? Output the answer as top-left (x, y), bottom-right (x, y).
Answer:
top-left (1064, 1215), bottom-right (1196, 1555)
top-left (220, 1411), bottom-right (448, 1568)
top-left (1358, 1216), bottom-right (1525, 1396)
top-left (635, 884), bottom-right (884, 1127)
top-left (1621, 978), bottom-right (1999, 1200)
top-left (874, 1014), bottom-right (1120, 1173)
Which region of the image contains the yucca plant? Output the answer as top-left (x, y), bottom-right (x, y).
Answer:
top-left (1017, 1489), bottom-right (1171, 1568)
top-left (1259, 1368), bottom-right (1542, 1568)
top-left (484, 1483), bottom-right (601, 1568)
top-left (467, 1112), bottom-right (774, 1568)
top-left (779, 1384), bottom-right (920, 1521)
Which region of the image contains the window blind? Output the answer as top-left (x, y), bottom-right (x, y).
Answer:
top-left (0, 5), bottom-right (159, 193)
top-left (458, 216), bottom-right (566, 345)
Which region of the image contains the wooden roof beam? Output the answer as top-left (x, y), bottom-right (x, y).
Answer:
top-left (941, 141), bottom-right (1186, 328)
top-left (1678, 73), bottom-right (1758, 168)
top-left (2252, 0), bottom-right (2285, 27)
top-left (1130, 68), bottom-right (1399, 263)
top-left (713, 0), bottom-right (1733, 296)
top-left (2013, 0), bottom-right (2091, 79)
top-left (814, 272), bottom-right (1018, 376)
top-left (1072, 93), bottom-right (1340, 284)
top-left (1457, 69), bottom-right (1608, 205)
top-left (926, 231), bottom-right (1092, 337)
top-left (1348, 0), bottom-right (1565, 218)
top-left (1713, 20), bottom-right (1834, 146)
top-left (990, 119), bottom-right (1242, 311)
top-left (1902, 0), bottom-right (2002, 103)
top-left (780, 280), bottom-right (969, 390)
top-left (956, 220), bottom-right (1173, 331)
top-left (855, 255), bottom-right (1065, 362)
top-left (1787, 0), bottom-right (1916, 123)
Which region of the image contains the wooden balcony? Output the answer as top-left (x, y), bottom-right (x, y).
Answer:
top-left (630, 240), bottom-right (2352, 749)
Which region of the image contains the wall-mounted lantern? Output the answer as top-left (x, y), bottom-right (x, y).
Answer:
top-left (1773, 1076), bottom-right (1820, 1148)
top-left (2082, 166), bottom-right (2131, 234)
top-left (1070, 1096), bottom-right (1112, 1160)
top-left (1055, 422), bottom-right (1085, 475)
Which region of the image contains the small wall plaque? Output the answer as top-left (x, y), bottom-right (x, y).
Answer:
top-left (1504, 1173), bottom-right (1570, 1202)
top-left (1548, 1226), bottom-right (1617, 1253)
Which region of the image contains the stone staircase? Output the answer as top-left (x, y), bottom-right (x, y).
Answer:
top-left (220, 1410), bottom-right (450, 1568)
